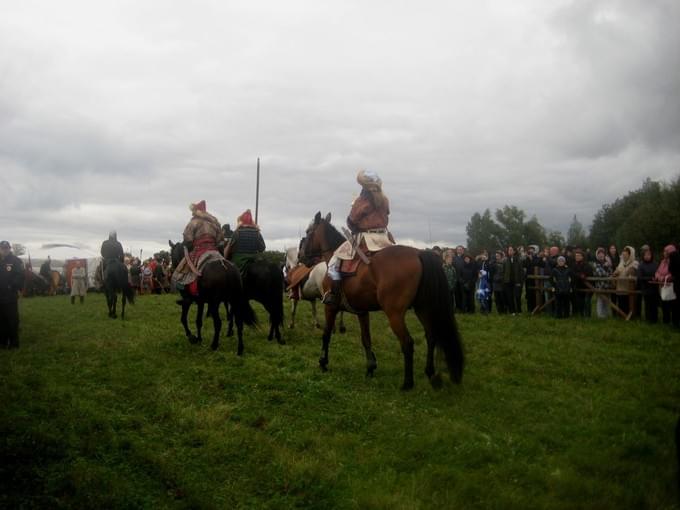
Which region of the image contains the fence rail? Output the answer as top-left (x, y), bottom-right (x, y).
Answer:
top-left (526, 272), bottom-right (639, 320)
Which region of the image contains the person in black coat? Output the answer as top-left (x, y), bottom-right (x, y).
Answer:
top-left (551, 256), bottom-right (572, 319)
top-left (459, 254), bottom-right (478, 313)
top-left (453, 245), bottom-right (466, 312)
top-left (0, 241), bottom-right (25, 349)
top-left (637, 248), bottom-right (659, 323)
top-left (503, 246), bottom-right (523, 314)
top-left (571, 249), bottom-right (594, 317)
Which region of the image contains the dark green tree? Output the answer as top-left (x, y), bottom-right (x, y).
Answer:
top-left (466, 209), bottom-right (503, 254)
top-left (547, 230), bottom-right (565, 248)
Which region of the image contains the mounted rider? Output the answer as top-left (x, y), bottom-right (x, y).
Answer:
top-left (100, 231), bottom-right (124, 273)
top-left (224, 209), bottom-right (265, 271)
top-left (323, 169), bottom-right (393, 306)
top-left (172, 200), bottom-right (224, 296)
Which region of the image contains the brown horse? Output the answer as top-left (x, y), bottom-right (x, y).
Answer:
top-left (48, 270), bottom-right (62, 296)
top-left (302, 212), bottom-right (464, 390)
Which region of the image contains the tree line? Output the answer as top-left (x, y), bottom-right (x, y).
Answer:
top-left (466, 175), bottom-right (680, 254)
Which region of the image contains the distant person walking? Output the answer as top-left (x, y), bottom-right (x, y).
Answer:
top-left (0, 241), bottom-right (25, 349)
top-left (70, 260), bottom-right (87, 304)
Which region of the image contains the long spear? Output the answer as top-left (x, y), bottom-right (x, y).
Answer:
top-left (255, 157), bottom-right (260, 224)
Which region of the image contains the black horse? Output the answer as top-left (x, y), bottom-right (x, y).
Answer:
top-left (227, 257), bottom-right (285, 344)
top-left (170, 241), bottom-right (256, 354)
top-left (103, 259), bottom-right (135, 319)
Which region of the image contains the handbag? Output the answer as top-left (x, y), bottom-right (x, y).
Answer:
top-left (660, 276), bottom-right (677, 301)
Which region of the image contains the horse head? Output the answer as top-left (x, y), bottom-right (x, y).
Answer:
top-left (303, 212), bottom-right (343, 262)
top-left (169, 240), bottom-right (184, 269)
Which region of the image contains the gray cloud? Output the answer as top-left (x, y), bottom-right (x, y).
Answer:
top-left (0, 0), bottom-right (678, 257)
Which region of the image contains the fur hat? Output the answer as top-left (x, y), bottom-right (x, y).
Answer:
top-left (357, 170), bottom-right (382, 192)
top-left (0, 240), bottom-right (10, 249)
top-left (237, 209), bottom-right (256, 227)
top-left (190, 200), bottom-right (207, 214)
top-left (557, 256), bottom-right (566, 264)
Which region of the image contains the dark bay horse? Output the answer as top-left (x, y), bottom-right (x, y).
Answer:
top-left (302, 212), bottom-right (464, 390)
top-left (227, 257), bottom-right (285, 344)
top-left (170, 241), bottom-right (256, 354)
top-left (103, 259), bottom-right (135, 319)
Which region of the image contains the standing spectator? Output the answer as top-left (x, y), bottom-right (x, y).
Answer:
top-left (490, 250), bottom-right (506, 314)
top-left (442, 249), bottom-right (457, 311)
top-left (524, 245), bottom-right (541, 313)
top-left (129, 258), bottom-right (142, 294)
top-left (0, 241), bottom-right (25, 349)
top-left (655, 244), bottom-right (678, 327)
top-left (476, 252), bottom-right (491, 314)
top-left (593, 247), bottom-right (613, 318)
top-left (612, 246), bottom-right (638, 316)
top-left (637, 248), bottom-right (658, 323)
top-left (571, 249), bottom-right (593, 317)
top-left (503, 246), bottom-right (523, 315)
top-left (70, 260), bottom-right (87, 305)
top-left (551, 256), bottom-right (572, 319)
top-left (668, 246), bottom-right (680, 329)
top-left (608, 245), bottom-right (620, 268)
top-left (453, 245), bottom-right (465, 313)
top-left (459, 254), bottom-right (478, 313)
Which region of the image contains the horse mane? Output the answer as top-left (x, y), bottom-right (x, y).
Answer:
top-left (322, 220), bottom-right (345, 250)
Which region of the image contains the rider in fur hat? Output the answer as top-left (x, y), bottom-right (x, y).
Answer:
top-left (224, 209), bottom-right (266, 271)
top-left (324, 170), bottom-right (393, 306)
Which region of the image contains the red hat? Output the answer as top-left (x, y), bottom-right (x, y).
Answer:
top-left (238, 209), bottom-right (254, 226)
top-left (190, 200), bottom-right (206, 214)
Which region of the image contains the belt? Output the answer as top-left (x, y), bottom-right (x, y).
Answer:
top-left (363, 228), bottom-right (387, 234)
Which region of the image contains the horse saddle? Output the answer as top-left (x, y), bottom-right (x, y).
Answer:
top-left (286, 264), bottom-right (313, 291)
top-left (340, 251), bottom-right (375, 277)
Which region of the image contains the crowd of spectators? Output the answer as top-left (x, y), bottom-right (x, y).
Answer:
top-left (125, 254), bottom-right (171, 295)
top-left (434, 243), bottom-right (680, 329)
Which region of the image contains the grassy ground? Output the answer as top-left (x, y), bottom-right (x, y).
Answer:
top-left (1, 293), bottom-right (679, 509)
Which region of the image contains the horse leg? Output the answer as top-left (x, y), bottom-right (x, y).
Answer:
top-left (358, 313), bottom-right (377, 377)
top-left (386, 312), bottom-right (415, 391)
top-left (338, 311), bottom-right (346, 334)
top-left (121, 292), bottom-right (126, 320)
top-left (209, 302), bottom-right (222, 351)
top-left (415, 309), bottom-right (441, 389)
top-left (195, 302), bottom-right (204, 344)
top-left (289, 298), bottom-right (298, 329)
top-left (310, 300), bottom-right (322, 329)
top-left (235, 308), bottom-right (244, 356)
top-left (181, 301), bottom-right (198, 343)
top-left (111, 293), bottom-right (118, 319)
top-left (319, 306), bottom-right (338, 372)
top-left (226, 303), bottom-right (234, 337)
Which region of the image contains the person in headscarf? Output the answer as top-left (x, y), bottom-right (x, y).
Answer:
top-left (323, 169), bottom-right (393, 306)
top-left (224, 209), bottom-right (265, 271)
top-left (612, 245), bottom-right (638, 316)
top-left (655, 244), bottom-right (678, 326)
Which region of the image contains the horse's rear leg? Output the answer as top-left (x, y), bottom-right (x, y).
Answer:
top-left (310, 300), bottom-right (322, 329)
top-left (386, 312), bottom-right (415, 390)
top-left (415, 309), bottom-right (441, 388)
top-left (121, 294), bottom-right (126, 320)
top-left (358, 313), bottom-right (377, 377)
top-left (319, 305), bottom-right (339, 372)
top-left (209, 302), bottom-right (222, 351)
top-left (111, 294), bottom-right (118, 319)
top-left (226, 303), bottom-right (234, 337)
top-left (338, 311), bottom-right (346, 334)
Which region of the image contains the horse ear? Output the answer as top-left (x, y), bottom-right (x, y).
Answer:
top-left (314, 211), bottom-right (321, 224)
top-left (324, 212), bottom-right (331, 223)
top-left (168, 240), bottom-right (174, 248)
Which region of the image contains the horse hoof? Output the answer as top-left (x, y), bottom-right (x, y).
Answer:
top-left (188, 335), bottom-right (199, 344)
top-left (267, 335), bottom-right (274, 342)
top-left (366, 368), bottom-right (374, 378)
top-left (339, 325), bottom-right (347, 334)
top-left (429, 373), bottom-right (443, 390)
top-left (210, 343), bottom-right (218, 351)
top-left (277, 338), bottom-right (286, 345)
top-left (315, 323), bottom-right (322, 330)
top-left (226, 330), bottom-right (234, 338)
top-left (288, 324), bottom-right (295, 330)
top-left (319, 359), bottom-right (328, 372)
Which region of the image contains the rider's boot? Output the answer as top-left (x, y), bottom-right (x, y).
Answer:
top-left (322, 280), bottom-right (342, 307)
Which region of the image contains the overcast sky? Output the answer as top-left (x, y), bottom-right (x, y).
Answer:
top-left (1, 0), bottom-right (679, 258)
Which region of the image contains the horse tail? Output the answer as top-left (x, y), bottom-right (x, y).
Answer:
top-left (266, 262), bottom-right (284, 331)
top-left (228, 268), bottom-right (257, 327)
top-left (414, 250), bottom-right (464, 383)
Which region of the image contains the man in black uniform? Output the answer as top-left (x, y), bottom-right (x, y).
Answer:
top-left (0, 240), bottom-right (25, 349)
top-left (100, 231), bottom-right (125, 272)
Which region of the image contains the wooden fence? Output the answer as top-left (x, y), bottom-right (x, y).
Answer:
top-left (526, 271), bottom-right (639, 320)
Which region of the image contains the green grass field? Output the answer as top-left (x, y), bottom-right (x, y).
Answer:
top-left (1, 293), bottom-right (679, 509)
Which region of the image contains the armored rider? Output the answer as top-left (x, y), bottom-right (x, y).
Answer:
top-left (224, 209), bottom-right (265, 271)
top-left (323, 170), bottom-right (392, 306)
top-left (100, 231), bottom-right (124, 273)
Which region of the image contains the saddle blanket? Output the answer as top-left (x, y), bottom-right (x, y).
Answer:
top-left (334, 232), bottom-right (393, 261)
top-left (171, 250), bottom-right (226, 287)
top-left (286, 264), bottom-right (313, 291)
